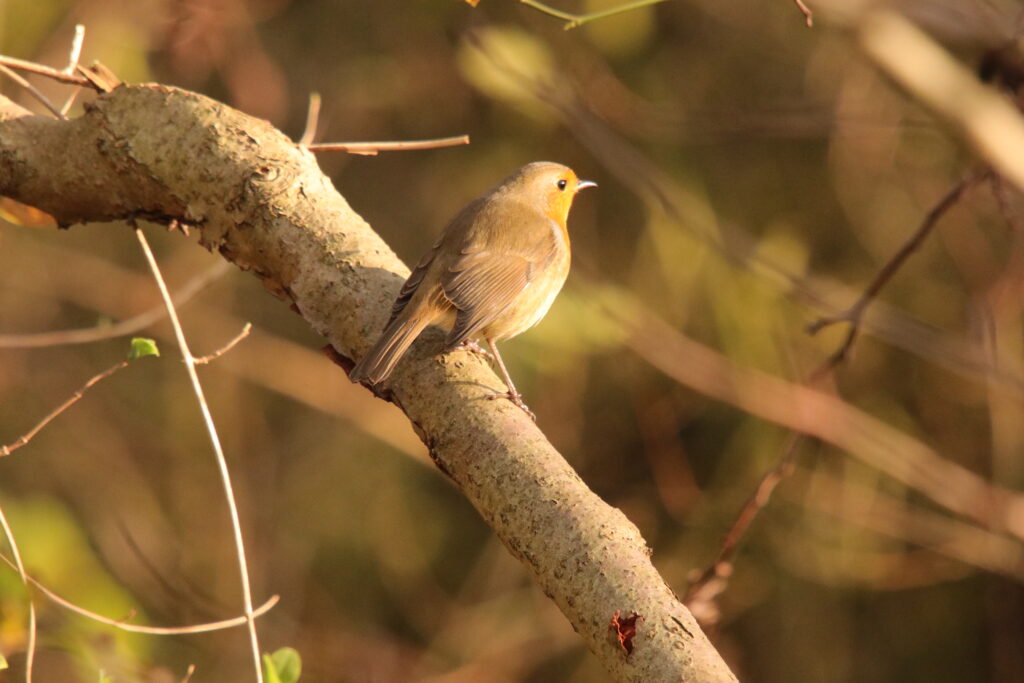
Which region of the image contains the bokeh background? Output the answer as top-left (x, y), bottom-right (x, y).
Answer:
top-left (2, 0), bottom-right (1024, 681)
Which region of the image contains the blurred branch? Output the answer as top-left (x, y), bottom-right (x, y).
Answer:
top-left (519, 0), bottom-right (669, 30)
top-left (991, 173), bottom-right (1024, 234)
top-left (607, 294), bottom-right (1024, 541)
top-left (0, 260), bottom-right (230, 349)
top-left (0, 505), bottom-right (35, 682)
top-left (133, 224), bottom-right (264, 683)
top-left (808, 166), bottom-right (989, 368)
top-left (0, 82), bottom-right (734, 682)
top-left (307, 135), bottom-right (470, 155)
top-left (0, 358), bottom-right (131, 457)
top-left (859, 11), bottom-right (1024, 192)
top-left (797, 468), bottom-right (1024, 582)
top-left (0, 551), bottom-right (279, 634)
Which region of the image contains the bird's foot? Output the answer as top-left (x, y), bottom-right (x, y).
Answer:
top-left (487, 390), bottom-right (537, 421)
top-left (460, 339), bottom-right (495, 362)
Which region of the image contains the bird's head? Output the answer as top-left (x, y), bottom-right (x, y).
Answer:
top-left (503, 161), bottom-right (597, 225)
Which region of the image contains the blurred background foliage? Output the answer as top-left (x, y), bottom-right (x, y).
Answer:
top-left (2, 0), bottom-right (1024, 681)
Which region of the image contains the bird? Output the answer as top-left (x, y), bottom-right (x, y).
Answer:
top-left (349, 161), bottom-right (596, 419)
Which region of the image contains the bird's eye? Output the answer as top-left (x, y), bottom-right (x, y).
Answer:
top-left (557, 179), bottom-right (568, 191)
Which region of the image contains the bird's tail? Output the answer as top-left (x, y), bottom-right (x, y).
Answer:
top-left (349, 310), bottom-right (435, 385)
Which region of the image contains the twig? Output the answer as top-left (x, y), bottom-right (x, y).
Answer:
top-left (0, 64), bottom-right (65, 120)
top-left (683, 332), bottom-right (843, 621)
top-left (0, 552), bottom-right (278, 634)
top-left (1, 359), bottom-right (130, 457)
top-left (0, 55), bottom-right (92, 87)
top-left (0, 506), bottom-right (35, 682)
top-left (59, 25), bottom-right (86, 116)
top-left (298, 92), bottom-right (320, 146)
top-left (0, 261), bottom-right (230, 349)
top-left (519, 0), bottom-right (669, 30)
top-left (793, 0), bottom-right (813, 27)
top-left (307, 134), bottom-right (470, 155)
top-left (683, 433), bottom-right (804, 624)
top-left (133, 225), bottom-right (264, 683)
top-left (182, 665), bottom-right (196, 683)
top-left (62, 25), bottom-right (85, 75)
top-left (808, 167), bottom-right (989, 368)
top-left (195, 323), bottom-right (253, 365)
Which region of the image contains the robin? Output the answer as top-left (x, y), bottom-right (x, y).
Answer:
top-left (349, 161), bottom-right (596, 419)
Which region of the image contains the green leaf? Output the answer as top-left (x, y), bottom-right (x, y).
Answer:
top-left (263, 647), bottom-right (301, 683)
top-left (262, 654), bottom-right (282, 683)
top-left (127, 337), bottom-right (160, 360)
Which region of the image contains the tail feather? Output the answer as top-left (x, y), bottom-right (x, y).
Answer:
top-left (349, 311), bottom-right (434, 385)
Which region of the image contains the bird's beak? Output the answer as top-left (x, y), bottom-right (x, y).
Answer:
top-left (576, 179), bottom-right (597, 191)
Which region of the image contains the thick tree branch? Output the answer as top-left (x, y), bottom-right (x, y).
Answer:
top-left (0, 85), bottom-right (736, 682)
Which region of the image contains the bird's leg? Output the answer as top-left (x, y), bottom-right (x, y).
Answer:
top-left (459, 338), bottom-right (495, 361)
top-left (484, 338), bottom-right (536, 421)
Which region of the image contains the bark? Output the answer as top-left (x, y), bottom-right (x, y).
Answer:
top-left (0, 84), bottom-right (737, 683)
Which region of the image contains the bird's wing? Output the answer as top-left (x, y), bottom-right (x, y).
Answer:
top-left (386, 240), bottom-right (441, 326)
top-left (441, 249), bottom-right (534, 347)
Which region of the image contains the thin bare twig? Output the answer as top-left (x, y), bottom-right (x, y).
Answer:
top-left (182, 665), bottom-right (196, 683)
top-left (683, 337), bottom-right (844, 620)
top-left (793, 0), bottom-right (813, 27)
top-left (0, 55), bottom-right (91, 87)
top-left (0, 64), bottom-right (65, 120)
top-left (195, 323), bottom-right (253, 365)
top-left (684, 433), bottom-right (804, 623)
top-left (298, 92), bottom-right (320, 147)
top-left (808, 167), bottom-right (990, 368)
top-left (59, 25), bottom-right (86, 116)
top-left (0, 260), bottom-right (230, 349)
top-left (133, 225), bottom-right (264, 683)
top-left (519, 0), bottom-right (669, 30)
top-left (0, 505), bottom-right (35, 682)
top-left (0, 551), bottom-right (278, 634)
top-left (307, 134), bottom-right (470, 155)
top-left (1, 359), bottom-right (130, 457)
top-left (62, 25), bottom-right (85, 75)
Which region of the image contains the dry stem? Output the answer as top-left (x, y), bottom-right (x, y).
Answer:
top-left (133, 226), bottom-right (264, 683)
top-left (195, 323), bottom-right (253, 365)
top-left (307, 134), bottom-right (469, 155)
top-left (0, 506), bottom-right (35, 682)
top-left (808, 167), bottom-right (989, 368)
top-left (519, 0), bottom-right (669, 30)
top-left (1, 359), bottom-right (130, 457)
top-left (0, 64), bottom-right (65, 120)
top-left (0, 551), bottom-right (278, 634)
top-left (0, 261), bottom-right (229, 349)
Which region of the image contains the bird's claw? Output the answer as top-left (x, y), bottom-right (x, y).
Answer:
top-left (460, 339), bottom-right (495, 362)
top-left (487, 390), bottom-right (537, 421)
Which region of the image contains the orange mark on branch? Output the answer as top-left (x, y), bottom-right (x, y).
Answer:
top-left (610, 610), bottom-right (643, 655)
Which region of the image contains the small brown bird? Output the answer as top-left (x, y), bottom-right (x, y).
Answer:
top-left (349, 161), bottom-right (596, 418)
